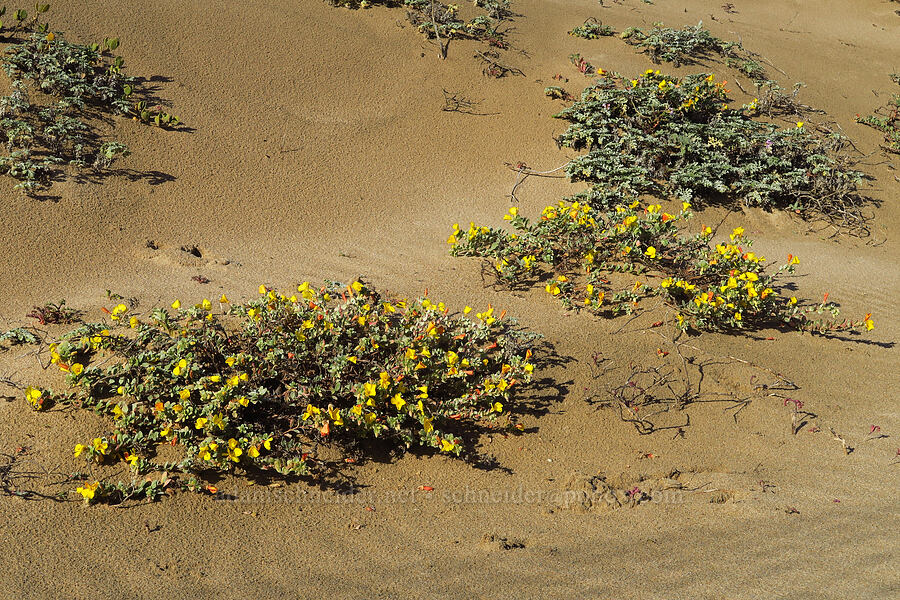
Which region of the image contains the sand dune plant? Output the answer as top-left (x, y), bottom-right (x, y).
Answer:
top-left (857, 73), bottom-right (900, 154)
top-left (449, 201), bottom-right (874, 334)
top-left (568, 17), bottom-right (613, 39)
top-left (0, 8), bottom-right (181, 193)
top-left (622, 22), bottom-right (737, 67)
top-left (25, 281), bottom-right (536, 504)
top-left (329, 0), bottom-right (513, 49)
top-left (553, 70), bottom-right (864, 222)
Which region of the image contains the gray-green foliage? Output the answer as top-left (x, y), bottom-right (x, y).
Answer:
top-left (0, 327), bottom-right (40, 347)
top-left (328, 0), bottom-right (512, 47)
top-left (569, 17), bottom-right (613, 39)
top-left (621, 22), bottom-right (736, 66)
top-left (858, 73), bottom-right (900, 154)
top-left (0, 14), bottom-right (180, 194)
top-left (554, 71), bottom-right (863, 217)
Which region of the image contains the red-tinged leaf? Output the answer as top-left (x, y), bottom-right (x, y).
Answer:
top-left (100, 307), bottom-right (111, 315)
top-left (365, 506), bottom-right (375, 512)
top-left (319, 421), bottom-right (330, 436)
top-left (418, 485), bottom-right (434, 492)
top-left (766, 337), bottom-right (775, 341)
top-left (452, 334), bottom-right (466, 340)
top-left (344, 458), bottom-right (356, 463)
top-left (650, 321), bottom-right (663, 328)
top-left (205, 485), bottom-right (218, 494)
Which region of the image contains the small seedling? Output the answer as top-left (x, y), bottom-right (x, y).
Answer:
top-left (26, 300), bottom-right (81, 324)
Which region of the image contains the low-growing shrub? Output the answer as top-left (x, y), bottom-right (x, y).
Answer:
top-left (621, 21), bottom-right (737, 67)
top-left (553, 70), bottom-right (864, 220)
top-left (569, 17), bottom-right (613, 39)
top-left (449, 201), bottom-right (874, 334)
top-left (328, 0), bottom-right (513, 50)
top-left (857, 73), bottom-right (900, 154)
top-left (24, 281), bottom-right (537, 504)
top-left (0, 7), bottom-right (181, 193)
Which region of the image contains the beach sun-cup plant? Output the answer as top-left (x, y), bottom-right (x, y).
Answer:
top-left (449, 201), bottom-right (874, 334)
top-left (552, 69), bottom-right (864, 226)
top-left (24, 281), bottom-right (537, 504)
top-left (0, 6), bottom-right (181, 193)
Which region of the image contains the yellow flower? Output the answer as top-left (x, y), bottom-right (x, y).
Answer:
top-left (351, 281), bottom-right (363, 293)
top-left (864, 314), bottom-right (874, 331)
top-left (248, 446), bottom-right (260, 458)
top-left (423, 417), bottom-right (434, 433)
top-left (91, 437), bottom-right (108, 454)
top-left (263, 438), bottom-right (272, 451)
top-left (211, 413), bottom-right (225, 430)
top-left (417, 386), bottom-right (428, 399)
top-left (258, 284), bottom-right (267, 294)
top-left (327, 407), bottom-right (344, 426)
top-left (227, 439), bottom-right (243, 462)
top-left (247, 308), bottom-right (260, 320)
top-left (195, 417), bottom-right (208, 429)
top-left (492, 402), bottom-right (503, 413)
top-left (76, 481), bottom-right (99, 501)
top-left (179, 389), bottom-right (191, 401)
top-left (796, 121), bottom-right (804, 128)
top-left (391, 394), bottom-right (406, 411)
top-left (201, 298), bottom-right (212, 311)
top-left (645, 246), bottom-right (657, 259)
top-left (71, 363), bottom-right (84, 376)
top-left (74, 443), bottom-right (85, 457)
top-left (125, 452), bottom-right (139, 467)
top-left (220, 294), bottom-right (229, 303)
top-left (238, 396), bottom-right (249, 407)
top-left (463, 306), bottom-right (472, 314)
top-left (25, 386), bottom-right (42, 408)
top-left (171, 299), bottom-right (181, 309)
top-left (364, 382), bottom-right (377, 397)
top-left (440, 438), bottom-right (455, 452)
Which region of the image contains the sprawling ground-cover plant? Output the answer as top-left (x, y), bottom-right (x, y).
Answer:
top-left (328, 0), bottom-right (512, 49)
top-left (569, 17), bottom-right (613, 39)
top-left (449, 201), bottom-right (875, 334)
top-left (25, 281), bottom-right (536, 504)
top-left (0, 9), bottom-right (181, 193)
top-left (553, 70), bottom-right (863, 218)
top-left (621, 21), bottom-right (765, 80)
top-left (857, 73), bottom-right (900, 154)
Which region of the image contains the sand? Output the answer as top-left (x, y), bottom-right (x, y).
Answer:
top-left (0, 0), bottom-right (897, 598)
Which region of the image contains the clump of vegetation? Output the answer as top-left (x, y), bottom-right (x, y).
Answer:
top-left (621, 21), bottom-right (769, 82)
top-left (553, 70), bottom-right (864, 222)
top-left (857, 73), bottom-right (900, 154)
top-left (449, 201), bottom-right (875, 334)
top-left (0, 5), bottom-right (181, 194)
top-left (27, 300), bottom-right (81, 324)
top-left (329, 0), bottom-right (513, 51)
top-left (569, 52), bottom-right (597, 76)
top-left (569, 17), bottom-right (613, 39)
top-left (1, 327), bottom-right (40, 348)
top-left (24, 281), bottom-right (537, 504)
top-left (544, 86), bottom-right (573, 101)
top-left (621, 21), bottom-right (737, 67)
